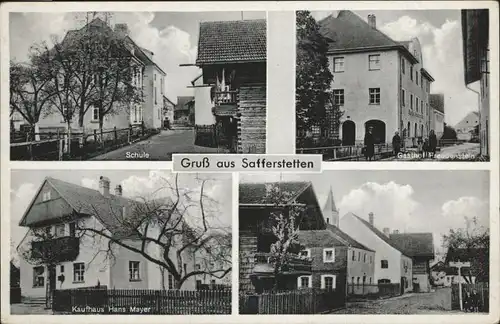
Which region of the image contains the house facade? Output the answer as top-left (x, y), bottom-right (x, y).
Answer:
top-left (318, 11), bottom-right (434, 146)
top-left (17, 176), bottom-right (200, 302)
top-left (196, 19), bottom-right (267, 153)
top-left (190, 74), bottom-right (215, 126)
top-left (429, 94), bottom-right (445, 139)
top-left (33, 19), bottom-right (165, 134)
top-left (461, 9), bottom-right (489, 156)
top-left (455, 111), bottom-right (479, 141)
top-left (163, 96), bottom-right (175, 126)
top-left (340, 212), bottom-right (413, 293)
top-left (390, 232), bottom-right (435, 292)
top-left (239, 182), bottom-right (326, 292)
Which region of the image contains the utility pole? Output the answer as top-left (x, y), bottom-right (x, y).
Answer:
top-left (449, 261), bottom-right (471, 311)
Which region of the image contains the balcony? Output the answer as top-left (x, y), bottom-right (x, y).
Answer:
top-left (252, 252), bottom-right (312, 277)
top-left (31, 236), bottom-right (80, 263)
top-left (213, 90), bottom-right (238, 117)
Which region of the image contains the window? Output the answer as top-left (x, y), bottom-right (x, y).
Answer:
top-left (416, 71), bottom-right (419, 85)
top-left (410, 65), bottom-right (413, 80)
top-left (297, 275), bottom-right (312, 288)
top-left (401, 57), bottom-right (405, 74)
top-left (370, 255), bottom-right (373, 264)
top-left (73, 263), bottom-right (85, 283)
top-left (357, 277), bottom-right (360, 285)
top-left (332, 89), bottom-right (344, 106)
top-left (323, 248), bottom-right (335, 263)
top-left (54, 224), bottom-right (65, 238)
top-left (321, 128), bottom-right (329, 138)
top-left (368, 54), bottom-right (381, 70)
top-left (426, 103), bottom-right (429, 116)
top-left (363, 275), bottom-right (366, 284)
top-left (60, 265), bottom-right (65, 273)
top-left (42, 191), bottom-right (51, 202)
top-left (210, 279), bottom-right (216, 286)
top-left (415, 97), bottom-right (418, 112)
top-left (321, 275), bottom-right (336, 290)
top-left (154, 74), bottom-right (156, 81)
top-left (332, 57), bottom-right (345, 72)
top-left (129, 261), bottom-right (140, 281)
top-left (363, 253), bottom-right (366, 263)
top-left (410, 94), bottom-right (413, 110)
top-left (92, 106), bottom-right (99, 121)
top-left (358, 251), bottom-right (361, 261)
top-left (369, 88), bottom-right (380, 104)
top-left (381, 260), bottom-right (388, 269)
top-left (311, 125), bottom-right (320, 136)
top-left (299, 249), bottom-right (311, 258)
top-left (326, 218), bottom-right (330, 224)
top-left (351, 276), bottom-right (355, 283)
top-left (401, 89), bottom-right (406, 107)
top-left (421, 75), bottom-right (424, 88)
top-left (196, 280), bottom-right (202, 288)
top-left (369, 277), bottom-right (372, 284)
top-left (33, 266), bottom-right (45, 287)
top-left (69, 222), bottom-right (76, 237)
top-left (154, 87), bottom-right (157, 105)
top-left (161, 77), bottom-right (164, 95)
top-left (352, 250), bottom-right (355, 261)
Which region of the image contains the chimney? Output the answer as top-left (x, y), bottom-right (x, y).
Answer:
top-left (368, 212), bottom-right (374, 226)
top-left (368, 14), bottom-right (376, 29)
top-left (393, 229), bottom-right (400, 234)
top-left (114, 184), bottom-right (123, 196)
top-left (383, 227), bottom-right (390, 237)
top-left (99, 176), bottom-right (110, 197)
top-left (114, 23), bottom-right (129, 38)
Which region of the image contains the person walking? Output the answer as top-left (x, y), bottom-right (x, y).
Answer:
top-left (392, 131), bottom-right (402, 158)
top-left (429, 130), bottom-right (438, 159)
top-left (364, 127), bottom-right (375, 161)
top-left (417, 136), bottom-right (424, 158)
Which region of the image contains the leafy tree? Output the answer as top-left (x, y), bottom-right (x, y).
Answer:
top-left (442, 123), bottom-right (458, 140)
top-left (263, 183), bottom-right (306, 290)
top-left (296, 11), bottom-right (334, 137)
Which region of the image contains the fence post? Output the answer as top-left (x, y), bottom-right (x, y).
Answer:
top-left (114, 126), bottom-right (117, 144)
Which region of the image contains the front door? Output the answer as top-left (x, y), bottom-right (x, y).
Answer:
top-left (46, 265), bottom-right (56, 309)
top-left (400, 277), bottom-right (406, 295)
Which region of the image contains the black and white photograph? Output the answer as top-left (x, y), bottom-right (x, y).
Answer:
top-left (238, 171), bottom-right (489, 314)
top-left (9, 11), bottom-right (267, 161)
top-left (296, 9), bottom-right (490, 161)
top-left (10, 170), bottom-right (232, 314)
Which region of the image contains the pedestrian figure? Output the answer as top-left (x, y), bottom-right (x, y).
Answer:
top-left (429, 130), bottom-right (438, 159)
top-left (417, 136), bottom-right (424, 158)
top-left (392, 131), bottom-right (402, 158)
top-left (470, 289), bottom-right (481, 312)
top-left (364, 127), bottom-right (375, 161)
top-left (423, 137), bottom-right (430, 158)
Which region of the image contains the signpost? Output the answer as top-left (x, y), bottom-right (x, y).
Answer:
top-left (449, 261), bottom-right (471, 311)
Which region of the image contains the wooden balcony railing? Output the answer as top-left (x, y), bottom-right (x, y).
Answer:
top-left (253, 252), bottom-right (312, 275)
top-left (32, 236), bottom-right (80, 263)
top-left (214, 90), bottom-right (238, 106)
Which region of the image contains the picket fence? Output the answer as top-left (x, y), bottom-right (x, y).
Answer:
top-left (451, 282), bottom-right (489, 312)
top-left (239, 288), bottom-right (345, 314)
top-left (53, 288), bottom-right (231, 314)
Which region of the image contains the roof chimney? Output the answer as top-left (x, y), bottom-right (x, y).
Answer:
top-left (368, 212), bottom-right (374, 226)
top-left (114, 23), bottom-right (129, 38)
top-left (383, 227), bottom-right (390, 237)
top-left (99, 176), bottom-right (110, 197)
top-left (368, 14), bottom-right (376, 29)
top-left (114, 184), bottom-right (123, 196)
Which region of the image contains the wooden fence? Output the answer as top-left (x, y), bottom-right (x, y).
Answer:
top-left (10, 125), bottom-right (159, 161)
top-left (346, 283), bottom-right (401, 299)
top-left (297, 143), bottom-right (394, 161)
top-left (53, 288), bottom-right (231, 314)
top-left (194, 124), bottom-right (217, 148)
top-left (451, 282), bottom-right (489, 312)
top-left (239, 288), bottom-right (345, 314)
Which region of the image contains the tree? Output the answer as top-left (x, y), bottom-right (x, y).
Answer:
top-left (442, 217), bottom-right (489, 283)
top-left (296, 11), bottom-right (334, 136)
top-left (442, 123), bottom-right (458, 140)
top-left (263, 183), bottom-right (306, 290)
top-left (74, 174), bottom-right (231, 290)
top-left (9, 58), bottom-right (55, 141)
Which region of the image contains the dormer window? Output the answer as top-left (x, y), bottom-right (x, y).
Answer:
top-left (299, 248), bottom-right (311, 258)
top-left (42, 191), bottom-right (51, 202)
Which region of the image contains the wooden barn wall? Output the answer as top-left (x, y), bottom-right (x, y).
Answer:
top-left (237, 84), bottom-right (266, 154)
top-left (239, 231), bottom-right (258, 292)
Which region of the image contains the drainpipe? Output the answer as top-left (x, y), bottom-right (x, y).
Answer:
top-left (465, 84), bottom-right (481, 155)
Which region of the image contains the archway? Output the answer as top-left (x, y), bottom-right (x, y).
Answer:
top-left (365, 120), bottom-right (386, 144)
top-left (342, 120), bottom-right (356, 145)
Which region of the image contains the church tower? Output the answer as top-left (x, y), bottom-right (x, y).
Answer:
top-left (323, 186), bottom-right (339, 227)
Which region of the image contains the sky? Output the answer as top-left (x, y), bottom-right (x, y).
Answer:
top-left (10, 170), bottom-right (232, 264)
top-left (9, 11), bottom-right (266, 104)
top-left (240, 171), bottom-right (490, 260)
top-left (311, 10), bottom-right (480, 126)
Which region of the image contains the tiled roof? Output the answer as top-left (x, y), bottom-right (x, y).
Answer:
top-left (297, 230), bottom-right (345, 247)
top-left (389, 233), bottom-right (435, 258)
top-left (239, 182), bottom-right (310, 205)
top-left (326, 224), bottom-right (375, 252)
top-left (175, 96), bottom-right (195, 111)
top-left (196, 19), bottom-right (266, 65)
top-left (351, 213), bottom-right (411, 258)
top-left (319, 11), bottom-right (401, 52)
top-left (429, 94), bottom-right (445, 114)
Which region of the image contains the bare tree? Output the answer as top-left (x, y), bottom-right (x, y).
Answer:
top-left (263, 183), bottom-right (306, 290)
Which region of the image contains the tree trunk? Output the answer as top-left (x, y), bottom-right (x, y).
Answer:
top-left (66, 120), bottom-right (72, 156)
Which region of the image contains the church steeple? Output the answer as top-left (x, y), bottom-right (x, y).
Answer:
top-left (323, 186), bottom-right (339, 227)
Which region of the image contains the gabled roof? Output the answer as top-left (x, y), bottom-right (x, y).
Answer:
top-left (389, 233), bottom-right (435, 259)
top-left (297, 230), bottom-right (344, 247)
top-left (349, 213), bottom-right (411, 258)
top-left (326, 224), bottom-right (375, 252)
top-left (239, 181), bottom-right (311, 205)
top-left (318, 11), bottom-right (418, 64)
top-left (196, 19), bottom-right (266, 65)
top-left (429, 94), bottom-right (445, 114)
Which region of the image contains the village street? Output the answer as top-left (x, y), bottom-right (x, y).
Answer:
top-left (91, 129), bottom-right (228, 160)
top-left (333, 289), bottom-right (463, 314)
